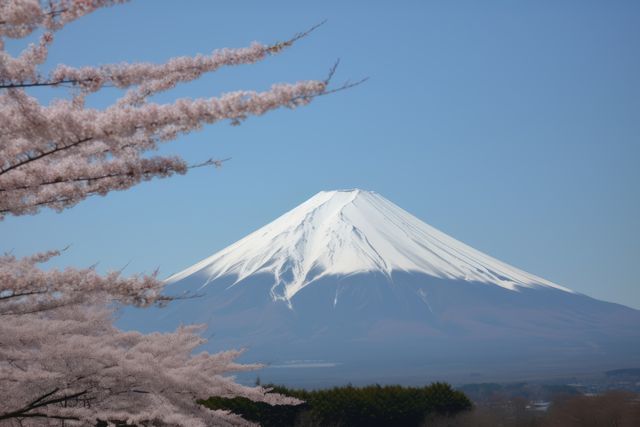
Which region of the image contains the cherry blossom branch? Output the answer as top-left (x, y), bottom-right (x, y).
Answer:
top-left (0, 79), bottom-right (334, 218)
top-left (0, 79), bottom-right (78, 89)
top-left (0, 7), bottom-right (69, 26)
top-left (0, 21), bottom-right (327, 97)
top-left (0, 136), bottom-right (93, 176)
top-left (1, 412), bottom-right (80, 421)
top-left (0, 0), bottom-right (128, 40)
top-left (0, 289), bottom-right (48, 300)
top-left (0, 250), bottom-right (167, 315)
top-left (0, 156), bottom-right (230, 193)
top-left (26, 388), bottom-right (61, 408)
top-left (0, 389), bottom-right (88, 421)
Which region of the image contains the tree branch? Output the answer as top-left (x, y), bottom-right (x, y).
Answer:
top-left (0, 390), bottom-right (88, 421)
top-left (0, 137), bottom-right (93, 176)
top-left (0, 79), bottom-right (85, 89)
top-left (0, 290), bottom-right (48, 300)
top-left (0, 156), bottom-right (227, 193)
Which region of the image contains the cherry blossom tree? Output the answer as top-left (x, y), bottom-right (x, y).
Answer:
top-left (0, 1), bottom-right (359, 425)
top-left (0, 259), bottom-right (300, 425)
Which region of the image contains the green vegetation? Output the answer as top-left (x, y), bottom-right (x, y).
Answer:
top-left (201, 384), bottom-right (640, 426)
top-left (200, 382), bottom-right (471, 427)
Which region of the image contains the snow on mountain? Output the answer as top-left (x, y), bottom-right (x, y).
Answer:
top-left (167, 189), bottom-right (572, 303)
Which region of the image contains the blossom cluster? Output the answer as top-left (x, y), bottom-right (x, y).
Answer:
top-left (0, 80), bottom-right (326, 218)
top-left (0, 251), bottom-right (302, 426)
top-left (0, 1), bottom-right (328, 219)
top-left (0, 306), bottom-right (300, 426)
top-left (0, 1), bottom-right (124, 40)
top-left (0, 249), bottom-right (166, 315)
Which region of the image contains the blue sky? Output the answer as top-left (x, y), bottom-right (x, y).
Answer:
top-left (2, 0), bottom-right (639, 308)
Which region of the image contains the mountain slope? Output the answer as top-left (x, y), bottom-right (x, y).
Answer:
top-left (167, 189), bottom-right (572, 302)
top-left (122, 189), bottom-right (640, 385)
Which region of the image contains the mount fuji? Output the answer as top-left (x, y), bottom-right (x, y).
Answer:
top-left (123, 189), bottom-right (640, 385)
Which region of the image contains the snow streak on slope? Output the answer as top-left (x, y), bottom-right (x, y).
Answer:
top-left (166, 189), bottom-right (574, 303)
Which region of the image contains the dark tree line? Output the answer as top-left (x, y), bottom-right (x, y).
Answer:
top-left (201, 382), bottom-right (472, 427)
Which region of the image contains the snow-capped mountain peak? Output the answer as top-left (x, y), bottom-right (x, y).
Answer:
top-left (166, 189), bottom-right (573, 302)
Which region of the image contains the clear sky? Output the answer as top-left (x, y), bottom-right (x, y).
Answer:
top-left (2, 0), bottom-right (639, 308)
